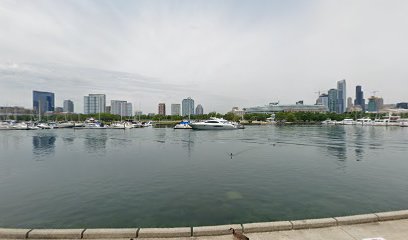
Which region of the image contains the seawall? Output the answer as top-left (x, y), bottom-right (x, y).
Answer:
top-left (1, 210), bottom-right (408, 239)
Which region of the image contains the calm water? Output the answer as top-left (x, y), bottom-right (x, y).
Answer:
top-left (0, 125), bottom-right (407, 228)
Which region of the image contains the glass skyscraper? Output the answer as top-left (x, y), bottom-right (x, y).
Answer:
top-left (328, 89), bottom-right (338, 113)
top-left (354, 85), bottom-right (365, 112)
top-left (337, 79), bottom-right (346, 113)
top-left (33, 90), bottom-right (55, 114)
top-left (182, 97), bottom-right (194, 116)
top-left (195, 104), bottom-right (204, 115)
top-left (63, 100), bottom-right (74, 113)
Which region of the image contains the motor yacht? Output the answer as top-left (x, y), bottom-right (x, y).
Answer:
top-left (340, 119), bottom-right (356, 125)
top-left (356, 118), bottom-right (373, 126)
top-left (189, 118), bottom-right (240, 130)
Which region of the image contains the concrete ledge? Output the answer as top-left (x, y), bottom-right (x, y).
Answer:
top-left (291, 218), bottom-right (337, 229)
top-left (28, 229), bottom-right (84, 239)
top-left (243, 221), bottom-right (292, 233)
top-left (0, 228), bottom-right (31, 239)
top-left (82, 228), bottom-right (138, 239)
top-left (375, 210), bottom-right (408, 221)
top-left (335, 214), bottom-right (379, 225)
top-left (138, 227), bottom-right (190, 238)
top-left (193, 224), bottom-right (241, 236)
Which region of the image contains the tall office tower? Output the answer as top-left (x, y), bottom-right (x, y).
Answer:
top-left (195, 104), bottom-right (204, 115)
top-left (63, 100), bottom-right (74, 113)
top-left (126, 103), bottom-right (132, 117)
top-left (111, 100), bottom-right (132, 116)
top-left (346, 97), bottom-right (353, 112)
top-left (84, 94), bottom-right (106, 114)
top-left (171, 104), bottom-right (181, 116)
top-left (317, 94), bottom-right (329, 109)
top-left (328, 89), bottom-right (338, 113)
top-left (182, 97), bottom-right (194, 116)
top-left (354, 85), bottom-right (365, 112)
top-left (337, 79), bottom-right (346, 113)
top-left (158, 103), bottom-right (166, 115)
top-left (33, 90), bottom-right (55, 114)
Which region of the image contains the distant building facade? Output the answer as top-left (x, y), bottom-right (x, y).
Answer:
top-left (63, 100), bottom-right (74, 113)
top-left (182, 97), bottom-right (194, 116)
top-left (231, 107), bottom-right (245, 116)
top-left (337, 79), bottom-right (346, 113)
top-left (244, 102), bottom-right (328, 114)
top-left (171, 104), bottom-right (181, 116)
top-left (111, 100), bottom-right (132, 116)
top-left (317, 94), bottom-right (329, 109)
top-left (195, 104), bottom-right (204, 115)
top-left (396, 102), bottom-right (408, 109)
top-left (328, 89), bottom-right (338, 113)
top-left (84, 94), bottom-right (106, 114)
top-left (158, 103), bottom-right (166, 115)
top-left (33, 90), bottom-right (55, 114)
top-left (346, 97), bottom-right (353, 112)
top-left (367, 96), bottom-right (384, 112)
top-left (354, 85), bottom-right (365, 112)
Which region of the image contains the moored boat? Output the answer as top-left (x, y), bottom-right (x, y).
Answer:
top-left (189, 118), bottom-right (240, 130)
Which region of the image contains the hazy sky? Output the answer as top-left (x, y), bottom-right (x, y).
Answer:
top-left (1, 0), bottom-right (407, 113)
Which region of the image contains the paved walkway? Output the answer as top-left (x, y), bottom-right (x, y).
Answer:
top-left (140, 219), bottom-right (408, 240)
top-left (2, 219), bottom-right (407, 240)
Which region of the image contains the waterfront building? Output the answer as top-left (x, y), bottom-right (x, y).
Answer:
top-left (135, 110), bottom-right (143, 116)
top-left (346, 97), bottom-right (353, 112)
top-left (354, 85), bottom-right (365, 112)
top-left (337, 79), bottom-right (346, 113)
top-left (55, 107), bottom-right (64, 113)
top-left (328, 89), bottom-right (338, 113)
top-left (111, 100), bottom-right (132, 116)
top-left (171, 104), bottom-right (181, 116)
top-left (182, 97), bottom-right (194, 116)
top-left (244, 102), bottom-right (328, 114)
top-left (33, 90), bottom-right (55, 114)
top-left (105, 106), bottom-right (111, 114)
top-left (158, 103), bottom-right (166, 115)
top-left (84, 94), bottom-right (106, 114)
top-left (195, 104), bottom-right (204, 115)
top-left (63, 100), bottom-right (74, 113)
top-left (396, 102), bottom-right (408, 109)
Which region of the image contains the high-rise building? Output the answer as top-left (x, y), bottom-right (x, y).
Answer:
top-left (328, 89), bottom-right (338, 113)
top-left (111, 100), bottom-right (132, 116)
top-left (55, 107), bottom-right (64, 113)
top-left (354, 85), bottom-right (365, 112)
top-left (63, 100), bottom-right (74, 113)
top-left (346, 97), bottom-right (353, 112)
top-left (182, 97), bottom-right (194, 116)
top-left (367, 96), bottom-right (384, 112)
top-left (33, 90), bottom-right (55, 114)
top-left (84, 94), bottom-right (106, 114)
top-left (337, 79), bottom-right (346, 113)
top-left (317, 93), bottom-right (329, 109)
top-left (171, 104), bottom-right (181, 116)
top-left (158, 103), bottom-right (166, 115)
top-left (195, 104), bottom-right (204, 115)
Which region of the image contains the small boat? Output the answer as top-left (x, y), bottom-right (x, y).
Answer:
top-left (400, 121), bottom-right (408, 127)
top-left (37, 123), bottom-right (53, 129)
top-left (356, 118), bottom-right (373, 126)
top-left (189, 118), bottom-right (240, 130)
top-left (74, 118), bottom-right (106, 129)
top-left (174, 120), bottom-right (192, 129)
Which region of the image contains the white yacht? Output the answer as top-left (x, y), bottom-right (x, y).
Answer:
top-left (356, 118), bottom-right (373, 126)
top-left (189, 118), bottom-right (239, 130)
top-left (74, 118), bottom-right (106, 129)
top-left (174, 120), bottom-right (192, 129)
top-left (373, 114), bottom-right (401, 126)
top-left (340, 119), bottom-right (356, 125)
top-left (400, 121), bottom-right (408, 127)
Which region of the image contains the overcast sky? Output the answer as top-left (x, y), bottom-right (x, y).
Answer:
top-left (1, 0), bottom-right (407, 113)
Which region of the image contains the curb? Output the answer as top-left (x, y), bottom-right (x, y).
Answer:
top-left (1, 210), bottom-right (408, 239)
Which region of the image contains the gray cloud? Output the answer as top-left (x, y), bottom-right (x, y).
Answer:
top-left (1, 0), bottom-right (408, 113)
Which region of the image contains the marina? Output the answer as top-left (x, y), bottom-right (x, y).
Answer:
top-left (1, 125), bottom-right (407, 228)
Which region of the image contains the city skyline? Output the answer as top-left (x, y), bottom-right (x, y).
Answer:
top-left (1, 1), bottom-right (408, 113)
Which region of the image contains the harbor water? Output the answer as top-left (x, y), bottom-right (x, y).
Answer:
top-left (0, 125), bottom-right (407, 228)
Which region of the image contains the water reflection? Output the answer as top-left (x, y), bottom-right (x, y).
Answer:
top-left (325, 126), bottom-right (347, 164)
top-left (84, 131), bottom-right (107, 153)
top-left (354, 127), bottom-right (365, 162)
top-left (32, 134), bottom-right (56, 157)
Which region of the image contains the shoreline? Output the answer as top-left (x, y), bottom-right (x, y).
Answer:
top-left (1, 210), bottom-right (407, 239)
